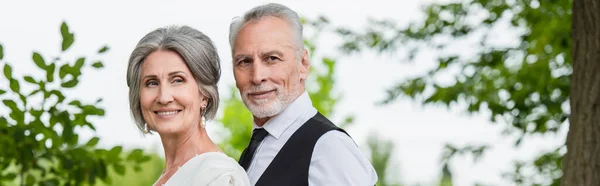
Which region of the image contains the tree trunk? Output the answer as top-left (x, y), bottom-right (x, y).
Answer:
top-left (562, 0), bottom-right (600, 185)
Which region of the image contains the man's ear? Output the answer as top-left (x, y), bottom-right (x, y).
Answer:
top-left (299, 49), bottom-right (310, 80)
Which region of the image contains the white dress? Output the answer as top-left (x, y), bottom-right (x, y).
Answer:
top-left (157, 152), bottom-right (250, 186)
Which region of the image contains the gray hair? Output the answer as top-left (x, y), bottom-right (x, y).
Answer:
top-left (229, 3), bottom-right (304, 52)
top-left (126, 25), bottom-right (221, 133)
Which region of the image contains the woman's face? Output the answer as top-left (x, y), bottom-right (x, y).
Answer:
top-left (139, 50), bottom-right (207, 135)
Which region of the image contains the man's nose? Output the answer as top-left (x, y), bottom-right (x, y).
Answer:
top-left (250, 62), bottom-right (268, 85)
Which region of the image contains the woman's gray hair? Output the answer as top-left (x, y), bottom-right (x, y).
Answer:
top-left (126, 25), bottom-right (221, 133)
top-left (229, 3), bottom-right (304, 52)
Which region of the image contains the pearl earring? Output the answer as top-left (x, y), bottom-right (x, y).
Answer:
top-left (201, 106), bottom-right (207, 128)
top-left (144, 123), bottom-right (150, 134)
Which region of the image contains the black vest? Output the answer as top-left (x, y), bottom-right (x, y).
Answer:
top-left (254, 112), bottom-right (349, 186)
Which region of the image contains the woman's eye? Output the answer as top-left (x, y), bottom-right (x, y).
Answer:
top-left (146, 81), bottom-right (158, 87)
top-left (172, 77), bottom-right (184, 84)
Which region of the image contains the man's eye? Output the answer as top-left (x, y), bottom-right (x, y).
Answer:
top-left (267, 56), bottom-right (280, 61)
top-left (238, 59), bottom-right (251, 65)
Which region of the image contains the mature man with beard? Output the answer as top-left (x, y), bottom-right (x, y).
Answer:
top-left (229, 3), bottom-right (378, 186)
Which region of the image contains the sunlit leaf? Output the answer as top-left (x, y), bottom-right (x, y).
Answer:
top-left (0, 44), bottom-right (4, 60)
top-left (86, 137), bottom-right (99, 147)
top-left (60, 22), bottom-right (74, 51)
top-left (33, 52), bottom-right (46, 69)
top-left (46, 63), bottom-right (56, 82)
top-left (61, 79), bottom-right (79, 88)
top-left (24, 76), bottom-right (36, 84)
top-left (92, 61), bottom-right (104, 68)
top-left (98, 46), bottom-right (109, 54)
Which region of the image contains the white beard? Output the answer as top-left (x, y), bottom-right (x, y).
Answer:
top-left (241, 84), bottom-right (297, 118)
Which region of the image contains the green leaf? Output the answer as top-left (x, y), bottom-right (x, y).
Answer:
top-left (46, 63), bottom-right (55, 82)
top-left (4, 64), bottom-right (12, 79)
top-left (98, 46), bottom-right (109, 54)
top-left (40, 179), bottom-right (59, 186)
top-left (108, 146), bottom-right (123, 162)
top-left (127, 149), bottom-right (144, 161)
top-left (3, 100), bottom-right (19, 111)
top-left (113, 164), bottom-right (125, 175)
top-left (19, 94), bottom-right (27, 106)
top-left (26, 173), bottom-right (35, 185)
top-left (50, 90), bottom-right (65, 103)
top-left (32, 52), bottom-right (46, 69)
top-left (29, 109), bottom-right (44, 117)
top-left (69, 100), bottom-right (82, 107)
top-left (74, 57), bottom-right (85, 70)
top-left (3, 173), bottom-right (17, 180)
top-left (61, 79), bottom-right (79, 88)
top-left (86, 137), bottom-right (99, 147)
top-left (28, 89), bottom-right (41, 96)
top-left (0, 44), bottom-right (3, 60)
top-left (92, 61), bottom-right (104, 68)
top-left (59, 64), bottom-right (69, 79)
top-left (82, 105), bottom-right (105, 116)
top-left (60, 22), bottom-right (74, 51)
top-left (24, 76), bottom-right (36, 84)
top-left (0, 89), bottom-right (5, 95)
top-left (10, 79), bottom-right (20, 93)
top-left (38, 81), bottom-right (46, 92)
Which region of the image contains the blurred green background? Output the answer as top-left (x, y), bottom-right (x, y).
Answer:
top-left (0, 0), bottom-right (580, 185)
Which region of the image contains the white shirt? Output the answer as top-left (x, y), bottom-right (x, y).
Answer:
top-left (246, 92), bottom-right (378, 185)
top-left (159, 152), bottom-right (250, 186)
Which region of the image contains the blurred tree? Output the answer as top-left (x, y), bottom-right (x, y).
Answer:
top-left (0, 22), bottom-right (149, 185)
top-left (561, 0), bottom-right (600, 185)
top-left (326, 0), bottom-right (571, 185)
top-left (367, 133), bottom-right (401, 186)
top-left (94, 152), bottom-right (163, 186)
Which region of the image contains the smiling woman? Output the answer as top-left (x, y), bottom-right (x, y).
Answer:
top-left (126, 25), bottom-right (250, 186)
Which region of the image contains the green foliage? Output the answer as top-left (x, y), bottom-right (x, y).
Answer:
top-left (439, 164), bottom-right (453, 186)
top-left (60, 22), bottom-right (74, 52)
top-left (325, 0), bottom-right (571, 185)
top-left (303, 16), bottom-right (355, 128)
top-left (217, 88), bottom-right (254, 160)
top-left (0, 43), bottom-right (4, 60)
top-left (91, 62), bottom-right (104, 69)
top-left (367, 133), bottom-right (401, 186)
top-left (97, 46), bottom-right (109, 54)
top-left (503, 147), bottom-right (564, 186)
top-left (0, 21), bottom-right (149, 185)
top-left (94, 151), bottom-right (164, 186)
top-left (217, 16), bottom-right (355, 159)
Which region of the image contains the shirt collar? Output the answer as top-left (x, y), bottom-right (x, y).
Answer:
top-left (253, 91), bottom-right (313, 139)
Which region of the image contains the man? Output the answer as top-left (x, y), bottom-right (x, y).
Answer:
top-left (229, 3), bottom-right (378, 186)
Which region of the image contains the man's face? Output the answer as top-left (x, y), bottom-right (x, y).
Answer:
top-left (232, 16), bottom-right (310, 119)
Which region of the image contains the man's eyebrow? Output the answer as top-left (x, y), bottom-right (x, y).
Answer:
top-left (233, 54), bottom-right (252, 62)
top-left (260, 50), bottom-right (284, 58)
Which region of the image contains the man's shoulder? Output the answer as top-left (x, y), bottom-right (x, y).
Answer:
top-left (313, 130), bottom-right (358, 154)
top-left (309, 130), bottom-right (379, 185)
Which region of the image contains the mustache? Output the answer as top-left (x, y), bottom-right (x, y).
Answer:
top-left (243, 84), bottom-right (280, 94)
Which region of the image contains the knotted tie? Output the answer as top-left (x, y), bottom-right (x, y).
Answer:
top-left (238, 128), bottom-right (269, 170)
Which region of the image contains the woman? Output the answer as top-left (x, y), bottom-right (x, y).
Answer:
top-left (126, 25), bottom-right (249, 186)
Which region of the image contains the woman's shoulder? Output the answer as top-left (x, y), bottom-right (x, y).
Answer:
top-left (182, 152), bottom-right (250, 186)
